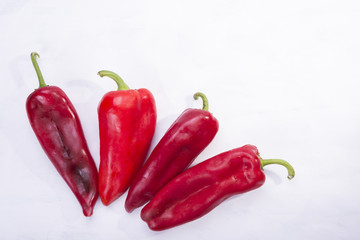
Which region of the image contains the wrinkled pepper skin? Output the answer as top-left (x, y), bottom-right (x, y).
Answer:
top-left (26, 53), bottom-right (98, 217)
top-left (98, 71), bottom-right (156, 206)
top-left (141, 144), bottom-right (294, 231)
top-left (125, 93), bottom-right (218, 212)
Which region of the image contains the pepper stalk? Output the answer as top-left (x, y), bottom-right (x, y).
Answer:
top-left (31, 52), bottom-right (47, 88)
top-left (260, 157), bottom-right (295, 180)
top-left (193, 92), bottom-right (209, 111)
top-left (98, 70), bottom-right (130, 91)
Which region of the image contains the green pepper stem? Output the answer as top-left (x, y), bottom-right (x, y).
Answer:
top-left (260, 158), bottom-right (295, 180)
top-left (98, 70), bottom-right (130, 90)
top-left (193, 92), bottom-right (209, 111)
top-left (31, 52), bottom-right (46, 88)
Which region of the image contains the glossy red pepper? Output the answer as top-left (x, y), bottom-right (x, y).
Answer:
top-left (98, 70), bottom-right (156, 206)
top-left (125, 92), bottom-right (219, 212)
top-left (141, 144), bottom-right (295, 231)
top-left (26, 52), bottom-right (98, 217)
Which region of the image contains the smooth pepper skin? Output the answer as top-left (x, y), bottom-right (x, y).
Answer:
top-left (141, 145), bottom-right (266, 231)
top-left (125, 97), bottom-right (219, 212)
top-left (26, 86), bottom-right (99, 217)
top-left (98, 78), bottom-right (156, 206)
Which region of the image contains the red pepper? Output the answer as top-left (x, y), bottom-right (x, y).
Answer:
top-left (26, 52), bottom-right (98, 217)
top-left (97, 70), bottom-right (156, 206)
top-left (141, 144), bottom-right (295, 231)
top-left (125, 92), bottom-right (219, 212)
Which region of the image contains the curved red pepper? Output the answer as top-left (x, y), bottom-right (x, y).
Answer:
top-left (26, 52), bottom-right (98, 217)
top-left (141, 144), bottom-right (295, 231)
top-left (98, 70), bottom-right (156, 206)
top-left (125, 92), bottom-right (219, 212)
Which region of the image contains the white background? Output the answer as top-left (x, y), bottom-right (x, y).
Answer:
top-left (1, 0), bottom-right (360, 239)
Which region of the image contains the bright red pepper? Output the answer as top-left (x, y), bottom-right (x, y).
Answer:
top-left (97, 70), bottom-right (156, 206)
top-left (26, 52), bottom-right (98, 217)
top-left (125, 92), bottom-right (219, 212)
top-left (141, 144), bottom-right (295, 231)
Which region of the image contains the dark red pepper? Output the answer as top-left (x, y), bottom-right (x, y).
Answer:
top-left (97, 70), bottom-right (156, 206)
top-left (141, 144), bottom-right (295, 231)
top-left (26, 52), bottom-right (98, 217)
top-left (125, 92), bottom-right (219, 212)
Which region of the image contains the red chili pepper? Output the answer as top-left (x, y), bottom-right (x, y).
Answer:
top-left (97, 70), bottom-right (157, 206)
top-left (26, 52), bottom-right (98, 217)
top-left (125, 92), bottom-right (219, 212)
top-left (141, 144), bottom-right (295, 231)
